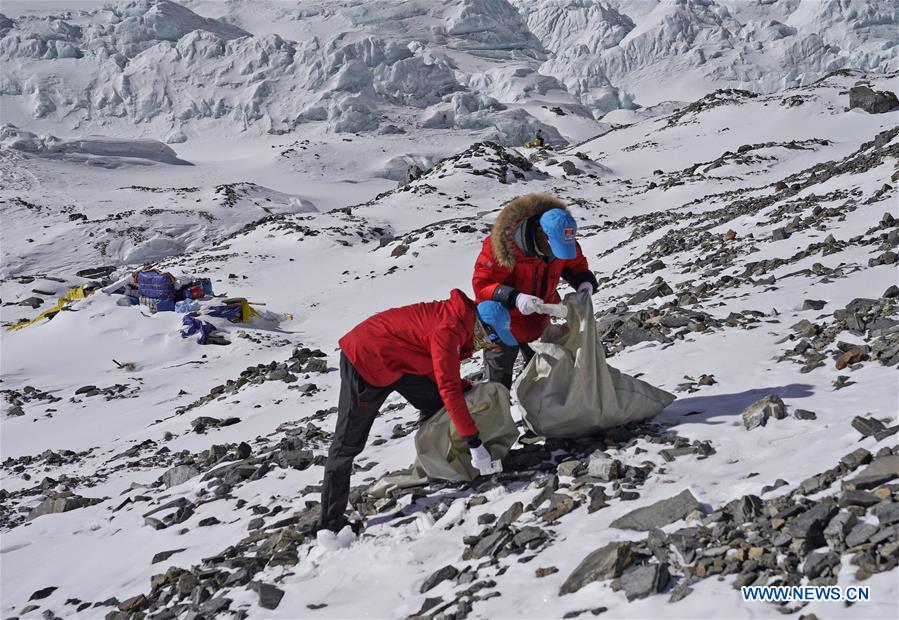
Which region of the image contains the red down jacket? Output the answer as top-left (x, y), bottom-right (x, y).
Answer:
top-left (473, 194), bottom-right (594, 344)
top-left (338, 289), bottom-right (478, 437)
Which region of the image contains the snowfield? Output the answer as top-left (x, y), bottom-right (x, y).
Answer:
top-left (1, 2), bottom-right (898, 620)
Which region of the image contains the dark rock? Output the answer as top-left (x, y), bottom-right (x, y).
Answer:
top-left (249, 582), bottom-right (284, 610)
top-left (872, 502), bottom-right (899, 526)
top-left (610, 489), bottom-right (702, 531)
top-left (420, 565), bottom-right (459, 593)
top-left (794, 409), bottom-right (817, 420)
top-left (840, 448), bottom-right (872, 472)
top-left (75, 385), bottom-right (97, 395)
top-left (496, 501), bottom-right (524, 528)
top-left (801, 300), bottom-right (827, 311)
top-left (29, 586), bottom-right (57, 601)
top-left (19, 297), bottom-right (44, 308)
top-left (772, 228), bottom-right (790, 241)
top-left (839, 490), bottom-right (880, 508)
top-left (846, 523), bottom-right (879, 547)
top-left (803, 551), bottom-right (840, 578)
top-left (151, 549), bottom-right (185, 564)
top-left (788, 503), bottom-right (838, 547)
top-left (117, 594), bottom-right (147, 612)
top-left (849, 85), bottom-right (899, 114)
top-left (726, 495), bottom-right (764, 523)
top-left (620, 563), bottom-right (670, 601)
top-left (588, 486), bottom-right (609, 513)
top-left (540, 494), bottom-right (577, 523)
top-left (627, 278), bottom-right (673, 305)
top-left (851, 416), bottom-right (886, 437)
top-left (559, 542), bottom-right (633, 595)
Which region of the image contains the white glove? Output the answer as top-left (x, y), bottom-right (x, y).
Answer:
top-left (515, 293), bottom-right (541, 315)
top-left (470, 444), bottom-right (501, 475)
top-left (577, 282), bottom-right (594, 295)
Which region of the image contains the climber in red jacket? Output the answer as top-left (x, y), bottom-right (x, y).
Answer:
top-left (320, 289), bottom-right (517, 534)
top-left (473, 193), bottom-right (598, 388)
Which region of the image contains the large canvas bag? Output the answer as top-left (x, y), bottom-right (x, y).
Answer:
top-left (368, 382), bottom-right (519, 498)
top-left (515, 293), bottom-right (675, 438)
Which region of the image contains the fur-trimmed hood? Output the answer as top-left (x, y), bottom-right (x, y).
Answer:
top-left (490, 193), bottom-right (569, 268)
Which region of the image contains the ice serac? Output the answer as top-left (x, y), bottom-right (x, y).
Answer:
top-left (514, 0), bottom-right (899, 103)
top-left (446, 0), bottom-right (544, 55)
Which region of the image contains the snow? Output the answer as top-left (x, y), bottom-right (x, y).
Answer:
top-left (1, 2), bottom-right (898, 619)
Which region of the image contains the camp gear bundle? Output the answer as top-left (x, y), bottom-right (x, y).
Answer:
top-left (132, 269), bottom-right (213, 313)
top-left (515, 292), bottom-right (676, 438)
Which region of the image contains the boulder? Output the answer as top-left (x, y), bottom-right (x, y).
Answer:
top-left (847, 455), bottom-right (899, 490)
top-left (161, 464), bottom-right (200, 488)
top-left (27, 495), bottom-right (104, 520)
top-left (610, 489), bottom-right (702, 531)
top-left (620, 563), bottom-right (670, 600)
top-left (849, 86), bottom-right (899, 114)
top-left (741, 395), bottom-right (785, 430)
top-left (559, 542), bottom-right (633, 595)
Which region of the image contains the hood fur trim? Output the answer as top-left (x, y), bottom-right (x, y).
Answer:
top-left (490, 193), bottom-right (569, 268)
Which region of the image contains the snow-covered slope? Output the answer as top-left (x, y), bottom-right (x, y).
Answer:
top-left (1, 65), bottom-right (897, 620)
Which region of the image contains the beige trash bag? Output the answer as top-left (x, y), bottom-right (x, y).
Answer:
top-left (368, 382), bottom-right (519, 498)
top-left (515, 292), bottom-right (675, 438)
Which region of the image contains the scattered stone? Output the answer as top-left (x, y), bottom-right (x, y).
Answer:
top-left (29, 587), bottom-right (57, 601)
top-left (610, 489), bottom-right (702, 531)
top-left (420, 565), bottom-right (459, 593)
top-left (847, 455), bottom-right (899, 489)
top-left (794, 409), bottom-right (817, 420)
top-left (151, 549), bottom-right (185, 564)
top-left (559, 542), bottom-right (633, 595)
top-left (536, 566), bottom-right (559, 578)
top-left (741, 395), bottom-right (785, 430)
top-left (161, 464), bottom-right (200, 488)
top-left (620, 563), bottom-right (670, 601)
top-left (801, 300), bottom-right (827, 311)
top-left (249, 582), bottom-right (284, 610)
top-left (27, 495), bottom-right (104, 521)
top-left (587, 452), bottom-right (621, 481)
top-left (851, 416), bottom-right (886, 438)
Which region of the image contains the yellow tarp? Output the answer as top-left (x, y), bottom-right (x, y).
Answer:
top-left (6, 286), bottom-right (91, 332)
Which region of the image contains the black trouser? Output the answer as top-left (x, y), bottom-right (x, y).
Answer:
top-left (483, 342), bottom-right (535, 389)
top-left (319, 353), bottom-right (446, 532)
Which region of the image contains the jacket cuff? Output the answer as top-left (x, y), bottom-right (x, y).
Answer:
top-left (492, 285), bottom-right (519, 309)
top-left (563, 269), bottom-right (598, 292)
top-left (462, 434), bottom-right (482, 448)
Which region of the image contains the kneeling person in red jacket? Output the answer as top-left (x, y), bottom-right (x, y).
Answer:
top-left (320, 290), bottom-right (517, 534)
top-left (473, 194), bottom-right (598, 388)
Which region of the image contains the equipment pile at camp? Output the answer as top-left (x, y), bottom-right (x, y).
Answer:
top-left (6, 267), bottom-right (293, 347)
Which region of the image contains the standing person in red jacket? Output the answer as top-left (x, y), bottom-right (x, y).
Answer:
top-left (473, 194), bottom-right (598, 388)
top-left (319, 289), bottom-right (517, 534)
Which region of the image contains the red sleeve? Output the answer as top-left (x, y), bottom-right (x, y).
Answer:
top-left (568, 241), bottom-right (590, 273)
top-left (472, 238), bottom-right (512, 303)
top-left (429, 328), bottom-right (478, 437)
